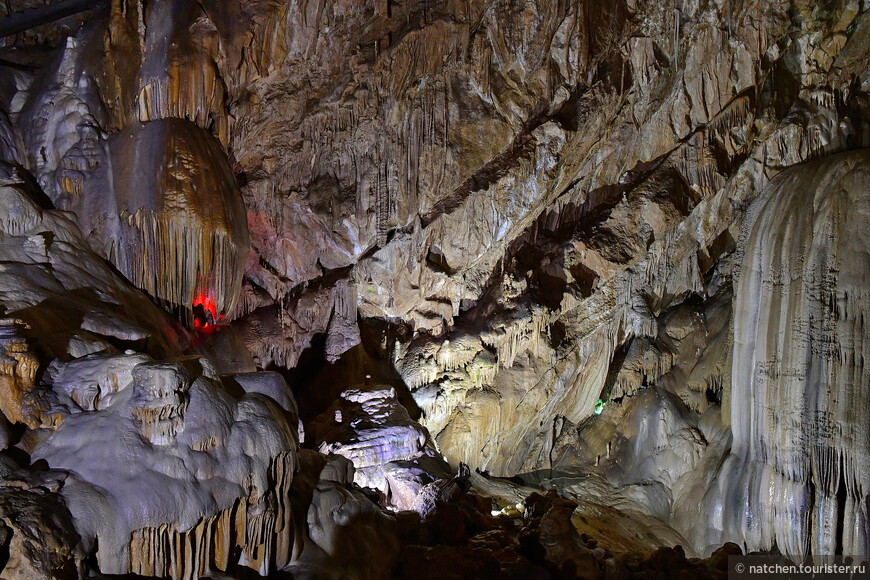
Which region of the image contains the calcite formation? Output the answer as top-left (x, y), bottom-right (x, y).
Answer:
top-left (0, 0), bottom-right (866, 577)
top-left (726, 151), bottom-right (870, 556)
top-left (0, 180), bottom-right (185, 359)
top-left (0, 319), bottom-right (38, 426)
top-left (47, 350), bottom-right (152, 412)
top-left (288, 450), bottom-right (400, 580)
top-left (107, 119), bottom-right (250, 323)
top-left (0, 465), bottom-right (80, 580)
top-left (33, 356), bottom-right (299, 578)
top-left (17, 28), bottom-right (249, 324)
top-left (311, 386), bottom-right (452, 511)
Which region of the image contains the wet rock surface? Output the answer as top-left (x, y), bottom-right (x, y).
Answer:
top-left (0, 0), bottom-right (865, 577)
top-left (309, 385), bottom-right (452, 511)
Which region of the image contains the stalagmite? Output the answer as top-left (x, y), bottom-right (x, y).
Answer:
top-left (128, 451), bottom-right (297, 580)
top-left (0, 320), bottom-right (40, 427)
top-left (310, 387), bottom-right (451, 511)
top-left (33, 358), bottom-right (299, 577)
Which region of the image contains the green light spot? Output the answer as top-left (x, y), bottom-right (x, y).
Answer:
top-left (594, 398), bottom-right (606, 415)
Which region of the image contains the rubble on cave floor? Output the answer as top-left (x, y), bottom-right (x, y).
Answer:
top-left (0, 0), bottom-right (867, 576)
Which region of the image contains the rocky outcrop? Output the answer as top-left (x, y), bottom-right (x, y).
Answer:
top-left (395, 487), bottom-right (747, 580)
top-left (106, 118), bottom-right (249, 324)
top-left (0, 0), bottom-right (866, 574)
top-left (16, 27), bottom-right (248, 324)
top-left (0, 180), bottom-right (185, 359)
top-left (33, 357), bottom-right (299, 578)
top-left (388, 0), bottom-right (868, 476)
top-left (0, 464), bottom-right (81, 580)
top-left (310, 386), bottom-right (452, 511)
top-left (0, 319), bottom-right (40, 427)
top-left (287, 450), bottom-right (400, 580)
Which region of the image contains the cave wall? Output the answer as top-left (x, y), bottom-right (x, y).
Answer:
top-left (727, 151), bottom-right (870, 556)
top-left (0, 0), bottom-right (866, 568)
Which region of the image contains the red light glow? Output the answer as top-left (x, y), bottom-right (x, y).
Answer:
top-left (192, 295), bottom-right (225, 331)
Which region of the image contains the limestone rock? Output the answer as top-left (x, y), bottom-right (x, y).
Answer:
top-left (0, 468), bottom-right (80, 580)
top-left (0, 319), bottom-right (39, 426)
top-left (287, 450), bottom-right (400, 580)
top-left (311, 386), bottom-right (451, 511)
top-left (520, 492), bottom-right (601, 580)
top-left (46, 351), bottom-right (151, 413)
top-left (33, 357), bottom-right (299, 579)
top-left (0, 0), bottom-right (867, 571)
top-left (724, 150), bottom-right (870, 556)
top-left (411, 463), bottom-right (472, 520)
top-left (107, 119), bottom-right (249, 323)
top-left (0, 181), bottom-right (186, 360)
top-left (16, 22), bottom-right (248, 326)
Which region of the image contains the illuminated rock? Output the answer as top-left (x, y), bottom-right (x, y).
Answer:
top-left (724, 150), bottom-right (870, 556)
top-left (47, 351), bottom-right (152, 413)
top-left (0, 0), bottom-right (868, 572)
top-left (0, 180), bottom-right (184, 359)
top-left (107, 118), bottom-right (249, 323)
top-left (0, 320), bottom-right (39, 427)
top-left (33, 358), bottom-right (299, 578)
top-left (311, 387), bottom-right (451, 511)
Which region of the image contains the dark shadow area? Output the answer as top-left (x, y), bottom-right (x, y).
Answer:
top-left (16, 289), bottom-right (174, 365)
top-left (270, 318), bottom-right (421, 438)
top-left (506, 469), bottom-right (586, 488)
top-left (835, 458), bottom-right (847, 556)
top-left (269, 332), bottom-right (328, 424)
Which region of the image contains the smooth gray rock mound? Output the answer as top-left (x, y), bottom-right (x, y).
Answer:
top-left (34, 357), bottom-right (299, 579)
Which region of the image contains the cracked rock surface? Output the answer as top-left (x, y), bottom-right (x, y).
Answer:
top-left (0, 0), bottom-right (866, 577)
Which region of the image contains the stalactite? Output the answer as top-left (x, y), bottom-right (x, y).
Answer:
top-left (133, 2), bottom-right (230, 145)
top-left (729, 151), bottom-right (870, 556)
top-left (705, 95), bottom-right (751, 154)
top-left (107, 118), bottom-right (249, 324)
top-left (0, 185), bottom-right (43, 236)
top-left (111, 214), bottom-right (247, 324)
top-left (376, 159), bottom-right (389, 247)
top-left (475, 308), bottom-right (553, 371)
top-left (129, 451), bottom-right (296, 580)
